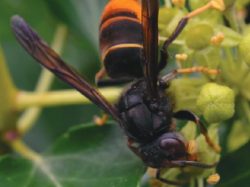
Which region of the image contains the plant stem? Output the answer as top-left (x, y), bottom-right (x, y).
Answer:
top-left (9, 138), bottom-right (42, 163)
top-left (197, 178), bottom-right (204, 187)
top-left (164, 0), bottom-right (172, 8)
top-left (16, 88), bottom-right (122, 110)
top-left (8, 138), bottom-right (63, 187)
top-left (190, 178), bottom-right (195, 187)
top-left (0, 47), bottom-right (18, 132)
top-left (17, 24), bottom-right (68, 135)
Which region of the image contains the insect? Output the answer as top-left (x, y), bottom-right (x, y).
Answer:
top-left (11, 0), bottom-right (221, 185)
top-left (96, 0), bottom-right (143, 85)
top-left (96, 0), bottom-right (219, 87)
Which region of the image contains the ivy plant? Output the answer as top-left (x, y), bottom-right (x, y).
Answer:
top-left (0, 0), bottom-right (250, 187)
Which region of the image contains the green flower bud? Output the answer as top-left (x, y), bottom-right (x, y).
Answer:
top-left (182, 124), bottom-right (220, 177)
top-left (158, 7), bottom-right (179, 37)
top-left (168, 78), bottom-right (207, 112)
top-left (193, 47), bottom-right (221, 69)
top-left (239, 33), bottom-right (250, 67)
top-left (158, 7), bottom-right (177, 25)
top-left (197, 124), bottom-right (220, 163)
top-left (185, 23), bottom-right (214, 50)
top-left (181, 121), bottom-right (197, 140)
top-left (194, 124), bottom-right (220, 177)
top-left (196, 83), bottom-right (235, 123)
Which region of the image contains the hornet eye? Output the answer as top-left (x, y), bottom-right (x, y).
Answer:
top-left (160, 138), bottom-right (186, 159)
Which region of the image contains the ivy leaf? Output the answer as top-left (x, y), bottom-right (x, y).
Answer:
top-left (217, 142), bottom-right (250, 187)
top-left (44, 0), bottom-right (107, 48)
top-left (0, 123), bottom-right (145, 187)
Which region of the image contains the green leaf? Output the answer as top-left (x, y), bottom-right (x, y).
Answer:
top-left (0, 0), bottom-right (57, 42)
top-left (1, 0), bottom-right (102, 146)
top-left (44, 0), bottom-right (107, 48)
top-left (227, 120), bottom-right (250, 152)
top-left (0, 123), bottom-right (144, 187)
top-left (217, 142), bottom-right (250, 187)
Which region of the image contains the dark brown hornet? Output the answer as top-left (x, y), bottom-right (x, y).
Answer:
top-left (11, 0), bottom-right (220, 185)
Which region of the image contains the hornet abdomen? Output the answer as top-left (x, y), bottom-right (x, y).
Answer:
top-left (99, 0), bottom-right (144, 79)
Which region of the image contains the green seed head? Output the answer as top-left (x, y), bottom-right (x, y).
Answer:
top-left (158, 7), bottom-right (179, 37)
top-left (196, 83), bottom-right (235, 123)
top-left (158, 7), bottom-right (177, 25)
top-left (185, 23), bottom-right (214, 50)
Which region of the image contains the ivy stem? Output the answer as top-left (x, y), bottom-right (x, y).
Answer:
top-left (190, 178), bottom-right (195, 187)
top-left (8, 138), bottom-right (63, 187)
top-left (164, 0), bottom-right (172, 8)
top-left (16, 88), bottom-right (122, 111)
top-left (0, 47), bottom-right (18, 132)
top-left (197, 178), bottom-right (204, 187)
top-left (17, 25), bottom-right (68, 135)
top-left (9, 138), bottom-right (42, 163)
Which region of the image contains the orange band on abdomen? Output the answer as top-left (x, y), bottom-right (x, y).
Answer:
top-left (102, 43), bottom-right (143, 62)
top-left (101, 0), bottom-right (141, 22)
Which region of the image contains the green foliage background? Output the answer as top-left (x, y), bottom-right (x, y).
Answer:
top-left (1, 0), bottom-right (104, 148)
top-left (0, 0), bottom-right (250, 187)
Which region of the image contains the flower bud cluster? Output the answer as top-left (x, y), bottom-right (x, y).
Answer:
top-left (156, 0), bottom-right (250, 185)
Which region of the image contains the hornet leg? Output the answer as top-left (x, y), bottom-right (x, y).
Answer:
top-left (158, 1), bottom-right (224, 71)
top-left (156, 160), bottom-right (217, 185)
top-left (156, 169), bottom-right (186, 185)
top-left (174, 110), bottom-right (221, 153)
top-left (159, 67), bottom-right (219, 88)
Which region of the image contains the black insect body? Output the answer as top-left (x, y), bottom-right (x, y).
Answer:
top-left (117, 79), bottom-right (215, 174)
top-left (118, 79), bottom-right (173, 142)
top-left (11, 0), bottom-right (220, 185)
